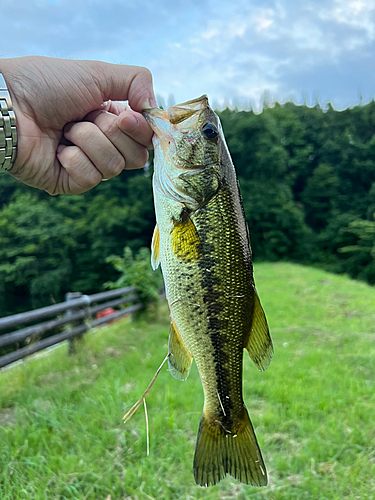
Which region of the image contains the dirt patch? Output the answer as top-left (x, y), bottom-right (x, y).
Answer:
top-left (0, 407), bottom-right (16, 427)
top-left (104, 347), bottom-right (122, 357)
top-left (37, 371), bottom-right (64, 384)
top-left (218, 483), bottom-right (243, 499)
top-left (32, 398), bottom-right (53, 413)
top-left (265, 432), bottom-right (289, 446)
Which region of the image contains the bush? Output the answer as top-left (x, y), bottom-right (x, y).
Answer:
top-left (105, 247), bottom-right (163, 308)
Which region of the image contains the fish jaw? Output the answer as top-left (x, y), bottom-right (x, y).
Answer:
top-left (143, 96), bottom-right (221, 211)
top-left (142, 95), bottom-right (210, 158)
top-left (142, 108), bottom-right (173, 156)
top-left (143, 95), bottom-right (208, 129)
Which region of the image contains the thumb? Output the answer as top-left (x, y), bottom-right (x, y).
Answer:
top-left (83, 60), bottom-right (157, 112)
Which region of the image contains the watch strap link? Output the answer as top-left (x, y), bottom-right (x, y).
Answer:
top-left (0, 73), bottom-right (17, 172)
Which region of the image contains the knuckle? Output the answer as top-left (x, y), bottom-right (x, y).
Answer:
top-left (127, 147), bottom-right (148, 170)
top-left (108, 155), bottom-right (125, 176)
top-left (67, 122), bottom-right (94, 144)
top-left (138, 66), bottom-right (152, 81)
top-left (58, 146), bottom-right (102, 190)
top-left (138, 148), bottom-right (149, 167)
top-left (60, 145), bottom-right (82, 166)
top-left (96, 114), bottom-right (116, 137)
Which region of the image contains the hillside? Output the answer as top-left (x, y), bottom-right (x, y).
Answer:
top-left (2, 101), bottom-right (375, 316)
top-left (0, 263), bottom-right (374, 499)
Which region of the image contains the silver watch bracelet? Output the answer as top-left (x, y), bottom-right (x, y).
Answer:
top-left (0, 72), bottom-right (17, 173)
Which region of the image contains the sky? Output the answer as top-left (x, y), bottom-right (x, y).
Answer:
top-left (2, 0), bottom-right (375, 110)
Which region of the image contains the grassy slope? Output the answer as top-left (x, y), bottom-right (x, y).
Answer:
top-left (0, 262), bottom-right (374, 500)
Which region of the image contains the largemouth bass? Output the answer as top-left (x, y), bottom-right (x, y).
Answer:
top-left (143, 96), bottom-right (273, 487)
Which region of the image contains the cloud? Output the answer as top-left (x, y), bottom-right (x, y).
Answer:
top-left (2, 0), bottom-right (374, 108)
top-left (317, 0), bottom-right (375, 40)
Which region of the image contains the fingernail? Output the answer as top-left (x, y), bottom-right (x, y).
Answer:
top-left (149, 98), bottom-right (158, 108)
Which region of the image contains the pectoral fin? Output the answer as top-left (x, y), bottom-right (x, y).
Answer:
top-left (245, 291), bottom-right (273, 372)
top-left (151, 224), bottom-right (160, 270)
top-left (171, 215), bottom-right (201, 262)
top-left (168, 318), bottom-right (193, 381)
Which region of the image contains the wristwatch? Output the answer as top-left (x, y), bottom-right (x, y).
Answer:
top-left (0, 72), bottom-right (17, 173)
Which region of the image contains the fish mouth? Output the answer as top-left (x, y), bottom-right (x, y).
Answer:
top-left (143, 95), bottom-right (209, 135)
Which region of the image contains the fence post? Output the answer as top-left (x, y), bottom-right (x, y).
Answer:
top-left (65, 292), bottom-right (82, 356)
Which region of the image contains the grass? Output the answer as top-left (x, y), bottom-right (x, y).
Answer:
top-left (0, 262), bottom-right (374, 500)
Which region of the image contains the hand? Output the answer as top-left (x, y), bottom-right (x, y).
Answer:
top-left (0, 56), bottom-right (156, 194)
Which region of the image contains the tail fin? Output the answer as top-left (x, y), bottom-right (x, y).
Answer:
top-left (193, 408), bottom-right (267, 487)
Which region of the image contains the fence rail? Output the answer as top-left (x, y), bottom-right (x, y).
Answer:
top-left (0, 287), bottom-right (142, 370)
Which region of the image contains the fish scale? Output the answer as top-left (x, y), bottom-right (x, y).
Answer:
top-left (191, 188), bottom-right (251, 416)
top-left (144, 95), bottom-right (273, 487)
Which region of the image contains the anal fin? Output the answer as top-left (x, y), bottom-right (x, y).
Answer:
top-left (245, 291), bottom-right (273, 372)
top-left (168, 318), bottom-right (193, 381)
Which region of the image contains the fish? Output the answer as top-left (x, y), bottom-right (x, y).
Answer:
top-left (143, 96), bottom-right (273, 487)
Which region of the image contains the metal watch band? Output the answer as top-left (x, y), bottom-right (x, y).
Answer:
top-left (0, 73), bottom-right (17, 172)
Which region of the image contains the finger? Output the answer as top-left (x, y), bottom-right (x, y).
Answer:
top-left (84, 111), bottom-right (150, 167)
top-left (100, 100), bottom-right (129, 116)
top-left (85, 102), bottom-right (130, 124)
top-left (55, 145), bottom-right (102, 195)
top-left (117, 110), bottom-right (153, 149)
top-left (126, 67), bottom-right (158, 111)
top-left (86, 105), bottom-right (153, 149)
top-left (63, 121), bottom-right (126, 179)
top-left (83, 61), bottom-right (157, 112)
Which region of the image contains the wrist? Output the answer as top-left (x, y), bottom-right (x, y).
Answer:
top-left (0, 64), bottom-right (17, 173)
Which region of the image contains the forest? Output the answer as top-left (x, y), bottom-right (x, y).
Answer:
top-left (1, 100), bottom-right (375, 317)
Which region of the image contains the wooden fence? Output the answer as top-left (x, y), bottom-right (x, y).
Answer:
top-left (0, 287), bottom-right (142, 369)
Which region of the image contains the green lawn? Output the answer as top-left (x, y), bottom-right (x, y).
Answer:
top-left (0, 263), bottom-right (374, 500)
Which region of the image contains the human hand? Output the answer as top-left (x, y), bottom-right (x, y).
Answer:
top-left (0, 56), bottom-right (156, 194)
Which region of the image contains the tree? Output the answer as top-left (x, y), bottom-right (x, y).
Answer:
top-left (0, 192), bottom-right (75, 314)
top-left (337, 219), bottom-right (375, 284)
top-left (301, 163), bottom-right (339, 231)
top-left (240, 179), bottom-right (313, 262)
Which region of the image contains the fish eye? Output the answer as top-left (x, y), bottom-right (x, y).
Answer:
top-left (201, 122), bottom-right (218, 141)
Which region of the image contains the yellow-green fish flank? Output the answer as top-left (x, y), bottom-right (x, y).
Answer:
top-left (144, 96), bottom-right (273, 487)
